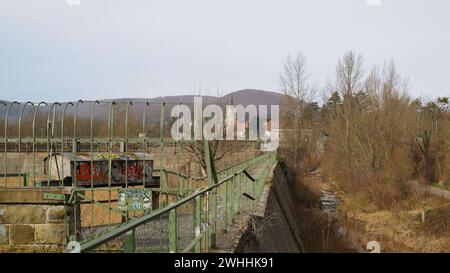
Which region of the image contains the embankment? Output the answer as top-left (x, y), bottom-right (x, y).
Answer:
top-left (235, 162), bottom-right (306, 252)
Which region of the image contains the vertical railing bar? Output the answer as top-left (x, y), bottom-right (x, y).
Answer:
top-left (204, 139), bottom-right (217, 248)
top-left (72, 99), bottom-right (83, 241)
top-left (72, 100), bottom-right (83, 188)
top-left (90, 101), bottom-right (99, 228)
top-left (107, 101), bottom-right (116, 231)
top-left (204, 191), bottom-right (209, 252)
top-left (142, 102), bottom-right (149, 188)
top-left (4, 101), bottom-right (19, 187)
top-left (169, 208), bottom-right (177, 253)
top-left (194, 195), bottom-right (201, 253)
top-left (159, 102), bottom-right (166, 204)
top-left (61, 102), bottom-right (73, 187)
top-left (237, 172), bottom-right (241, 214)
top-left (125, 101), bottom-right (132, 189)
top-left (230, 169), bottom-right (235, 225)
top-left (176, 140), bottom-right (182, 197)
top-left (46, 102), bottom-right (60, 187)
top-left (32, 102), bottom-right (47, 187)
top-left (0, 102), bottom-right (6, 186)
top-left (18, 102), bottom-right (33, 188)
top-left (157, 102), bottom-right (165, 249)
top-left (222, 177), bottom-right (228, 232)
top-left (51, 103), bottom-right (60, 186)
top-left (124, 229), bottom-right (136, 253)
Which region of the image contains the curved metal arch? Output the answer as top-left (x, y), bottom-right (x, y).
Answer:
top-left (72, 100), bottom-right (84, 187)
top-left (142, 101), bottom-right (150, 134)
top-left (4, 101), bottom-right (20, 138)
top-left (60, 102), bottom-right (74, 185)
top-left (142, 101), bottom-right (150, 186)
top-left (18, 102), bottom-right (34, 139)
top-left (61, 102), bottom-right (75, 143)
top-left (89, 100), bottom-right (100, 184)
top-left (104, 101), bottom-right (117, 229)
top-left (31, 102), bottom-right (48, 186)
top-left (17, 102), bottom-right (34, 187)
top-left (107, 101), bottom-right (117, 141)
top-left (90, 100), bottom-right (100, 141)
top-left (46, 102), bottom-right (61, 136)
top-left (3, 101), bottom-right (20, 185)
top-left (45, 102), bottom-right (61, 186)
top-left (123, 101), bottom-right (133, 187)
top-left (124, 100), bottom-right (134, 140)
top-left (72, 100), bottom-right (84, 141)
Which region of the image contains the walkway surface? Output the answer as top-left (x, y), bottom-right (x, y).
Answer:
top-left (410, 181), bottom-right (450, 200)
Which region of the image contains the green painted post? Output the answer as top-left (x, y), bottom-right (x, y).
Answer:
top-left (169, 209), bottom-right (177, 253)
top-left (18, 102), bottom-right (33, 188)
top-left (4, 101), bottom-right (19, 187)
top-left (180, 176), bottom-right (185, 197)
top-left (222, 179), bottom-right (228, 232)
top-left (124, 230), bottom-right (135, 253)
top-left (107, 102), bottom-right (114, 231)
top-left (237, 173), bottom-right (241, 214)
top-left (46, 102), bottom-right (59, 188)
top-left (32, 102), bottom-right (47, 186)
top-left (194, 196), bottom-right (201, 253)
top-left (204, 140), bottom-right (217, 248)
top-left (230, 172), bottom-right (235, 224)
top-left (204, 192), bottom-right (210, 253)
top-left (159, 102), bottom-right (168, 205)
top-left (23, 174), bottom-right (28, 187)
top-left (124, 101), bottom-right (132, 188)
top-left (246, 173), bottom-right (251, 213)
top-left (176, 140), bottom-right (182, 197)
top-left (252, 176), bottom-right (257, 212)
top-left (61, 102), bottom-right (73, 187)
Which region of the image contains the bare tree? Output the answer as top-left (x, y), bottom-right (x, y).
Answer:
top-left (182, 94), bottom-right (232, 177)
top-left (334, 51), bottom-right (364, 172)
top-left (279, 52), bottom-right (317, 171)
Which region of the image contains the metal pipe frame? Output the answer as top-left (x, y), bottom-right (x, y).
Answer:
top-left (0, 99), bottom-right (270, 254)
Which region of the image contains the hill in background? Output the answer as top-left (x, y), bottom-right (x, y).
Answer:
top-left (0, 89), bottom-right (284, 123)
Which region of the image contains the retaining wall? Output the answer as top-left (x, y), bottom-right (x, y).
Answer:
top-left (0, 188), bottom-right (75, 252)
top-left (235, 162), bottom-right (305, 253)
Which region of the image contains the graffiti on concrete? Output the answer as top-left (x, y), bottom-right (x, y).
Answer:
top-left (75, 161), bottom-right (152, 186)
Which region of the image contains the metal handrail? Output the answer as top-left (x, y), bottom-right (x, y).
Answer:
top-left (80, 153), bottom-right (276, 252)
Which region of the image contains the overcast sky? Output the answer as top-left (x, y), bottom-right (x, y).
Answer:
top-left (1, 0), bottom-right (449, 102)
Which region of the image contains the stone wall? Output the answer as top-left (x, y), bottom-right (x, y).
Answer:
top-left (0, 188), bottom-right (73, 253)
top-left (235, 162), bottom-right (306, 253)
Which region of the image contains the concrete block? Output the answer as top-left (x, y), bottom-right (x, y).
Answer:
top-left (46, 206), bottom-right (65, 223)
top-left (35, 224), bottom-right (65, 245)
top-left (9, 224), bottom-right (35, 245)
top-left (0, 224), bottom-right (8, 244)
top-left (0, 245), bottom-right (62, 253)
top-left (0, 188), bottom-right (71, 204)
top-left (0, 205), bottom-right (46, 224)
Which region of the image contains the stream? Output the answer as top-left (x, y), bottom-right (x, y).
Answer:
top-left (319, 190), bottom-right (341, 213)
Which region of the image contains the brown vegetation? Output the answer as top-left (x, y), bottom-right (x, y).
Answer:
top-left (278, 50), bottom-right (450, 252)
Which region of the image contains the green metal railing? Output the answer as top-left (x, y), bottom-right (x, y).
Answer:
top-left (79, 152), bottom-right (276, 253)
top-left (0, 100), bottom-right (271, 253)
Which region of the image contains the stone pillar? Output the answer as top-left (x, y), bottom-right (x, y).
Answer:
top-left (0, 188), bottom-right (76, 253)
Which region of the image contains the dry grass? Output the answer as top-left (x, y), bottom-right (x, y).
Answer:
top-left (288, 168), bottom-right (361, 252)
top-left (341, 190), bottom-right (450, 253)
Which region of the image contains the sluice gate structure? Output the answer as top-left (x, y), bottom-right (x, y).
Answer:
top-left (0, 100), bottom-right (283, 253)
